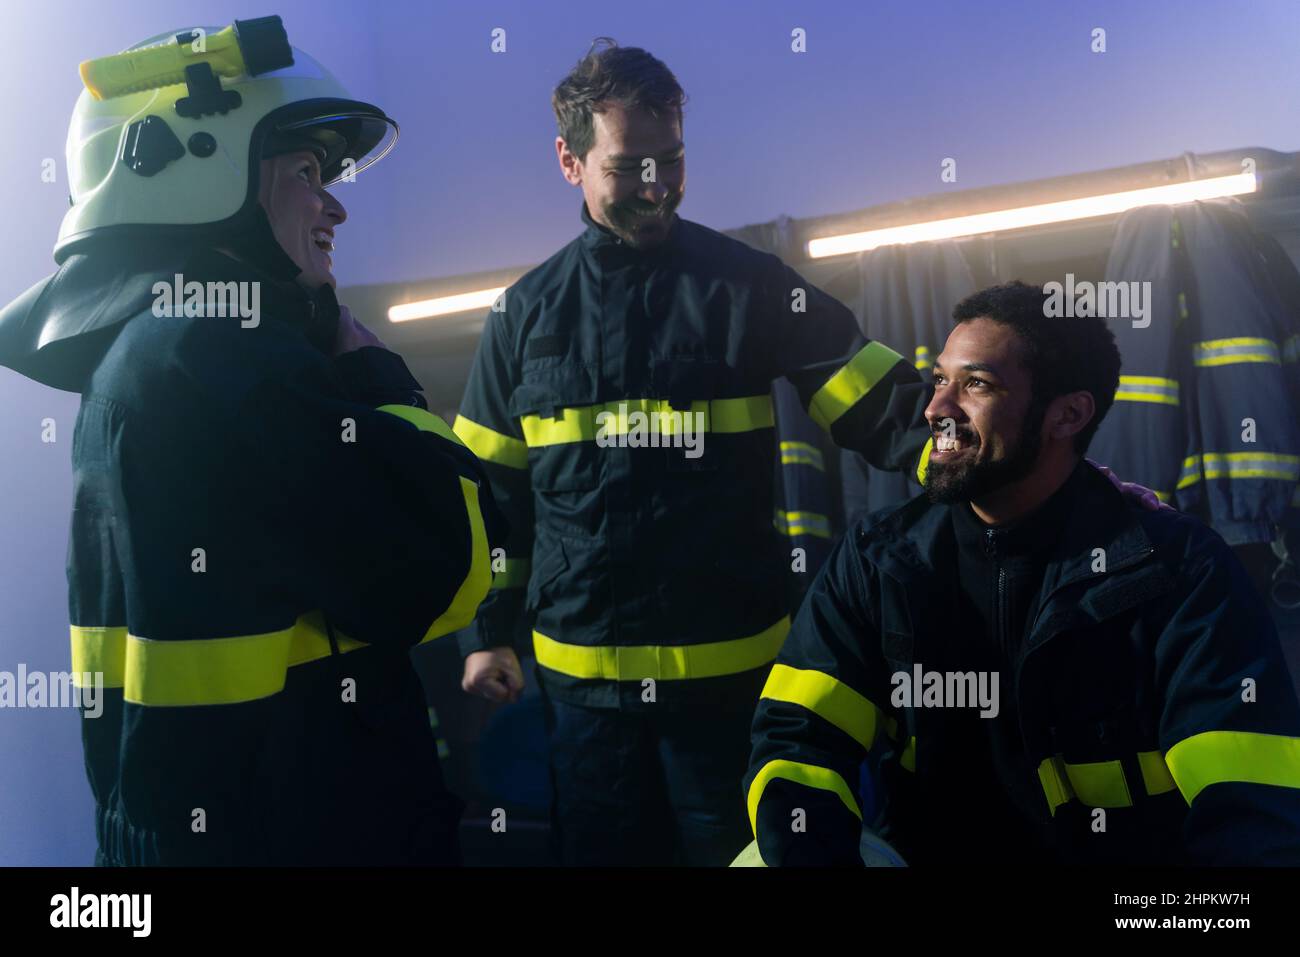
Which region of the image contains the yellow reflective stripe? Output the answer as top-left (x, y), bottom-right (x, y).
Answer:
top-left (730, 840), bottom-right (767, 867)
top-left (382, 409), bottom-right (495, 642)
top-left (809, 341), bottom-right (906, 432)
top-left (1040, 750), bottom-right (1185, 815)
top-left (75, 488), bottom-right (490, 706)
top-left (1165, 730), bottom-right (1300, 804)
top-left (913, 345), bottom-right (933, 371)
top-left (533, 616), bottom-right (789, 681)
top-left (452, 415), bottom-right (528, 469)
top-left (916, 435), bottom-right (934, 485)
top-left (1138, 750), bottom-right (1177, 796)
top-left (747, 759), bottom-right (862, 837)
top-left (377, 405), bottom-right (462, 446)
top-left (1176, 454), bottom-right (1202, 490)
top-left (1199, 452), bottom-right (1300, 482)
top-left (1038, 757), bottom-right (1074, 815)
top-left (774, 509), bottom-right (831, 539)
top-left (761, 664), bottom-right (881, 751)
top-left (779, 440), bottom-right (825, 471)
top-left (1115, 375), bottom-right (1180, 406)
top-left (1192, 337), bottom-right (1281, 367)
top-left (491, 557), bottom-right (530, 590)
top-left (70, 626), bottom-right (128, 688)
top-left (420, 477), bottom-right (491, 643)
top-left (127, 627), bottom-right (297, 707)
top-left (900, 736), bottom-right (916, 772)
top-left (1064, 759), bottom-right (1133, 808)
top-left (72, 613), bottom-right (370, 707)
top-left (519, 396), bottom-right (773, 447)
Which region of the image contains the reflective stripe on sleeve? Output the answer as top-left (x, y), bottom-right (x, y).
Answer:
top-left (760, 663), bottom-right (883, 751)
top-left (451, 415), bottom-right (529, 469)
top-left (1165, 730), bottom-right (1300, 804)
top-left (774, 509), bottom-right (831, 539)
top-left (747, 759), bottom-right (863, 838)
top-left (780, 440), bottom-right (825, 471)
top-left (809, 341), bottom-right (907, 432)
top-left (1192, 337), bottom-right (1281, 367)
top-left (1114, 375), bottom-right (1180, 406)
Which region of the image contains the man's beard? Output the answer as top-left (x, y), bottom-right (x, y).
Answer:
top-left (603, 192), bottom-right (681, 248)
top-left (924, 400), bottom-right (1047, 505)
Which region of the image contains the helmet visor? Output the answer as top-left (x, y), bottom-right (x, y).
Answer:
top-left (271, 109), bottom-right (398, 185)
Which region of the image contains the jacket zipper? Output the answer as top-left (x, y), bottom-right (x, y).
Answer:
top-left (984, 528), bottom-right (1010, 661)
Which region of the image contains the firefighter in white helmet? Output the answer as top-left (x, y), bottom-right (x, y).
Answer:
top-left (0, 16), bottom-right (504, 865)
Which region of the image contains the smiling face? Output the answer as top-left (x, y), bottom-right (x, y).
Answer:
top-left (557, 102), bottom-right (685, 249)
top-left (923, 317), bottom-right (1048, 505)
top-left (257, 150), bottom-right (347, 289)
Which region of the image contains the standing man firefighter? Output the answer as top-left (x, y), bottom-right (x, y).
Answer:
top-left (454, 39), bottom-right (940, 865)
top-left (0, 18), bottom-right (503, 865)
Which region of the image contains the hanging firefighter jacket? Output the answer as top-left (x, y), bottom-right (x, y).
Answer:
top-left (1089, 200), bottom-right (1300, 547)
top-left (453, 203), bottom-right (934, 710)
top-left (0, 236), bottom-right (505, 865)
top-left (746, 459), bottom-right (1300, 865)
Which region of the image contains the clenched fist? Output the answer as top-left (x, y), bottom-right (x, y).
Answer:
top-left (462, 648), bottom-right (525, 703)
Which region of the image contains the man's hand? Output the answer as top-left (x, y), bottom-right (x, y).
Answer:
top-left (333, 304), bottom-right (388, 356)
top-left (1086, 459), bottom-right (1175, 512)
top-left (462, 648), bottom-right (525, 703)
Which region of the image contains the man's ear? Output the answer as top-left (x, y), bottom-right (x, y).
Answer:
top-left (556, 137), bottom-right (583, 186)
top-left (1048, 391), bottom-right (1096, 441)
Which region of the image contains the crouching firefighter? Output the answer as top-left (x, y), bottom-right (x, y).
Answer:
top-left (745, 282), bottom-right (1300, 866)
top-left (0, 17), bottom-right (505, 865)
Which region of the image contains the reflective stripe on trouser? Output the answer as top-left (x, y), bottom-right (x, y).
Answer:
top-left (532, 617), bottom-right (790, 681)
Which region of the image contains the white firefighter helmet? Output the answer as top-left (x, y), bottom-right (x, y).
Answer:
top-left (56, 16), bottom-right (397, 262)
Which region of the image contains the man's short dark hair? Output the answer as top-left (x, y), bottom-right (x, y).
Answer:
top-left (952, 280), bottom-right (1122, 454)
top-left (551, 38), bottom-right (686, 161)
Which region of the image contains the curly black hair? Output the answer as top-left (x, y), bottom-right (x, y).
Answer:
top-left (951, 280), bottom-right (1122, 454)
top-left (551, 38), bottom-right (686, 161)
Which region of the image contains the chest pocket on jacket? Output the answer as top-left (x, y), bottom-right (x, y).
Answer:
top-left (651, 356), bottom-right (727, 473)
top-left (510, 361), bottom-right (601, 491)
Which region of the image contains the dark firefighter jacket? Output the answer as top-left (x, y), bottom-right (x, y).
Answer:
top-left (1089, 201), bottom-right (1300, 547)
top-left (0, 229), bottom-right (504, 865)
top-left (746, 458), bottom-right (1300, 865)
top-left (453, 203), bottom-right (934, 711)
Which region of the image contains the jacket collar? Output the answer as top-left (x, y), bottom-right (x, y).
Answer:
top-left (181, 247), bottom-right (340, 356)
top-left (579, 201), bottom-right (682, 260)
top-left (866, 460), bottom-right (1170, 629)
